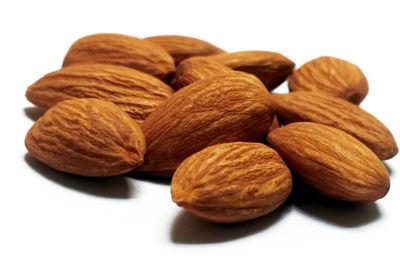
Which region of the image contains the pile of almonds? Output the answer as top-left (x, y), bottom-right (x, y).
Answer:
top-left (25, 33), bottom-right (397, 223)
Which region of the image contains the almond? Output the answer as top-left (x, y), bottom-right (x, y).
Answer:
top-left (26, 63), bottom-right (174, 126)
top-left (137, 71), bottom-right (274, 176)
top-left (269, 115), bottom-right (281, 132)
top-left (144, 35), bottom-right (225, 65)
top-left (172, 56), bottom-right (232, 89)
top-left (288, 56), bottom-right (368, 104)
top-left (171, 142), bottom-right (292, 223)
top-left (267, 122), bottom-right (389, 202)
top-left (272, 91), bottom-right (397, 159)
top-left (208, 51), bottom-right (295, 90)
top-left (63, 33), bottom-right (175, 80)
top-left (25, 98), bottom-right (146, 177)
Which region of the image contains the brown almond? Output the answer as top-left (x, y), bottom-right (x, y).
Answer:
top-left (26, 63), bottom-right (174, 126)
top-left (137, 71), bottom-right (275, 176)
top-left (267, 122), bottom-right (390, 202)
top-left (25, 98), bottom-right (146, 177)
top-left (288, 56), bottom-right (368, 104)
top-left (172, 57), bottom-right (232, 89)
top-left (272, 91), bottom-right (397, 159)
top-left (208, 51), bottom-right (295, 90)
top-left (144, 35), bottom-right (225, 65)
top-left (171, 142), bottom-right (292, 223)
top-left (63, 33), bottom-right (175, 80)
top-left (269, 115), bottom-right (281, 132)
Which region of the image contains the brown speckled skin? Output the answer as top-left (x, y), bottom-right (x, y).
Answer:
top-left (208, 51), bottom-right (295, 90)
top-left (63, 34), bottom-right (175, 80)
top-left (288, 56), bottom-right (368, 104)
top-left (172, 57), bottom-right (233, 89)
top-left (137, 71), bottom-right (275, 176)
top-left (171, 142), bottom-right (292, 223)
top-left (26, 63), bottom-right (174, 126)
top-left (272, 92), bottom-right (398, 159)
top-left (144, 35), bottom-right (225, 65)
top-left (25, 98), bottom-right (146, 177)
top-left (267, 122), bottom-right (390, 202)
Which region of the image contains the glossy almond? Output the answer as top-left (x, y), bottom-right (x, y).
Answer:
top-left (172, 57), bottom-right (232, 89)
top-left (272, 91), bottom-right (397, 159)
top-left (171, 142), bottom-right (292, 223)
top-left (267, 122), bottom-right (389, 202)
top-left (289, 56), bottom-right (368, 104)
top-left (26, 63), bottom-right (174, 126)
top-left (144, 35), bottom-right (225, 65)
top-left (137, 71), bottom-right (274, 176)
top-left (25, 98), bottom-right (146, 177)
top-left (63, 33), bottom-right (175, 80)
top-left (208, 51), bottom-right (295, 90)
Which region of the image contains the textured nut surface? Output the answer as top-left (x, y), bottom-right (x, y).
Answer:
top-left (145, 35), bottom-right (225, 65)
top-left (267, 122), bottom-right (389, 202)
top-left (26, 63), bottom-right (174, 126)
top-left (272, 91), bottom-right (397, 159)
top-left (25, 98), bottom-right (146, 177)
top-left (63, 33), bottom-right (175, 80)
top-left (208, 51), bottom-right (295, 90)
top-left (171, 142), bottom-right (292, 223)
top-left (137, 71), bottom-right (274, 176)
top-left (172, 57), bottom-right (232, 89)
top-left (289, 56), bottom-right (368, 104)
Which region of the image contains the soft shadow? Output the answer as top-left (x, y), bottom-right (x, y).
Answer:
top-left (291, 177), bottom-right (381, 227)
top-left (170, 201), bottom-right (290, 244)
top-left (384, 162), bottom-right (394, 176)
top-left (25, 153), bottom-right (133, 199)
top-left (128, 171), bottom-right (172, 185)
top-left (24, 106), bottom-right (45, 121)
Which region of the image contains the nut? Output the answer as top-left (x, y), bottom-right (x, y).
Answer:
top-left (171, 142), bottom-right (293, 223)
top-left (267, 122), bottom-right (390, 202)
top-left (172, 56), bottom-right (232, 89)
top-left (137, 71), bottom-right (274, 176)
top-left (288, 56), bottom-right (368, 104)
top-left (145, 35), bottom-right (225, 65)
top-left (25, 98), bottom-right (146, 177)
top-left (272, 91), bottom-right (398, 159)
top-left (63, 33), bottom-right (175, 80)
top-left (26, 63), bottom-right (174, 126)
top-left (208, 51), bottom-right (295, 90)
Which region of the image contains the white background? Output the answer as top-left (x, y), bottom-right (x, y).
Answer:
top-left (1, 1), bottom-right (399, 262)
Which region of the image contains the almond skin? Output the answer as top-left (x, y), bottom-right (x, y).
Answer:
top-left (288, 56), bottom-right (368, 104)
top-left (272, 91), bottom-right (398, 160)
top-left (172, 57), bottom-right (232, 89)
top-left (63, 33), bottom-right (175, 80)
top-left (26, 63), bottom-right (174, 126)
top-left (269, 115), bottom-right (281, 132)
top-left (144, 35), bottom-right (225, 65)
top-left (137, 71), bottom-right (275, 176)
top-left (267, 122), bottom-right (390, 202)
top-left (171, 142), bottom-right (292, 223)
top-left (208, 51), bottom-right (295, 90)
top-left (25, 98), bottom-right (146, 177)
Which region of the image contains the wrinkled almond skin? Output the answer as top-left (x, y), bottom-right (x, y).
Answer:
top-left (144, 35), bottom-right (225, 65)
top-left (137, 71), bottom-right (274, 176)
top-left (25, 98), bottom-right (146, 177)
top-left (272, 91), bottom-right (398, 159)
top-left (26, 63), bottom-right (174, 126)
top-left (172, 57), bottom-right (232, 89)
top-left (267, 122), bottom-right (390, 202)
top-left (288, 56), bottom-right (368, 104)
top-left (63, 34), bottom-right (175, 80)
top-left (171, 142), bottom-right (292, 223)
top-left (208, 51), bottom-right (295, 90)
